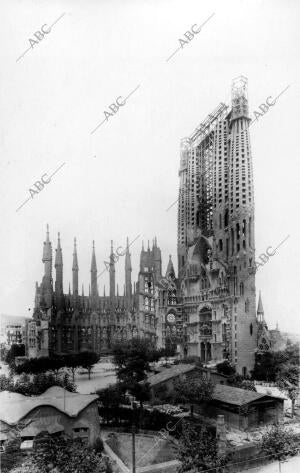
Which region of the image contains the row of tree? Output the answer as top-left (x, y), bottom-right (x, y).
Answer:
top-left (0, 372), bottom-right (76, 396)
top-left (12, 351), bottom-right (99, 380)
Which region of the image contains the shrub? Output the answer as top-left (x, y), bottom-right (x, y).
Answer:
top-left (32, 436), bottom-right (111, 473)
top-left (176, 420), bottom-right (229, 473)
top-left (94, 437), bottom-right (104, 454)
top-left (261, 424), bottom-right (299, 460)
top-left (5, 344), bottom-right (25, 366)
top-left (216, 360), bottom-right (236, 376)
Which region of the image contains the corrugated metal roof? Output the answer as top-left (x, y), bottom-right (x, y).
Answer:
top-left (0, 387), bottom-right (98, 425)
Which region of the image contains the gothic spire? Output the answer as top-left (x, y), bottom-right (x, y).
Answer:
top-left (55, 232), bottom-right (63, 293)
top-left (90, 241), bottom-right (98, 303)
top-left (125, 236), bottom-right (132, 308)
top-left (165, 254), bottom-right (175, 279)
top-left (72, 237), bottom-right (79, 296)
top-left (110, 240), bottom-right (115, 301)
top-left (257, 290), bottom-right (264, 323)
top-left (72, 238), bottom-right (78, 270)
top-left (41, 224), bottom-right (53, 308)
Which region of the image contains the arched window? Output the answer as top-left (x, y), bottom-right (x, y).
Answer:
top-left (219, 214), bottom-right (222, 229)
top-left (249, 217), bottom-right (252, 246)
top-left (245, 299), bottom-right (249, 313)
top-left (219, 239), bottom-right (223, 251)
top-left (233, 267), bottom-right (237, 296)
top-left (250, 323), bottom-right (253, 335)
top-left (240, 282), bottom-right (244, 296)
top-left (231, 228), bottom-right (234, 255)
top-left (242, 219), bottom-right (246, 238)
top-left (236, 223), bottom-right (240, 240)
top-left (224, 209), bottom-right (229, 227)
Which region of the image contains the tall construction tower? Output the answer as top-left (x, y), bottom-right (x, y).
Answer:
top-left (177, 77), bottom-right (257, 374)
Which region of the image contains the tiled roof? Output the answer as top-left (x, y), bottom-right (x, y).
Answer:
top-left (212, 384), bottom-right (283, 406)
top-left (147, 364), bottom-right (197, 386)
top-left (0, 387), bottom-right (98, 425)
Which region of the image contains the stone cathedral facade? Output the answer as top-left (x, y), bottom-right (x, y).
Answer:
top-left (156, 77), bottom-right (261, 374)
top-left (30, 228), bottom-right (162, 356)
top-left (28, 77), bottom-right (270, 374)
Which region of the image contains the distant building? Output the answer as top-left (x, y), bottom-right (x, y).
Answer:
top-left (5, 324), bottom-right (23, 346)
top-left (0, 315), bottom-right (30, 347)
top-left (195, 384), bottom-right (284, 430)
top-left (0, 314), bottom-right (30, 346)
top-left (0, 386), bottom-right (100, 450)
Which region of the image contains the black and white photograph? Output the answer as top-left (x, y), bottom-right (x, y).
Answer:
top-left (0, 1), bottom-right (299, 472)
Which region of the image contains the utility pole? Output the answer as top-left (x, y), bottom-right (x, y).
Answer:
top-left (279, 459), bottom-right (288, 473)
top-left (132, 420), bottom-right (136, 473)
top-left (132, 401), bottom-right (136, 473)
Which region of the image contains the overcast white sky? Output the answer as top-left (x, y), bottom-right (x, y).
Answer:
top-left (0, 0), bottom-right (299, 334)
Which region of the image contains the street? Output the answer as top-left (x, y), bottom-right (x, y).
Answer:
top-left (246, 455), bottom-right (300, 473)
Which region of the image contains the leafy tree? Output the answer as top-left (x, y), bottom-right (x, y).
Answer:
top-left (113, 338), bottom-right (160, 384)
top-left (112, 338), bottom-right (160, 399)
top-left (252, 344), bottom-right (300, 383)
top-left (78, 351), bottom-right (99, 379)
top-left (5, 344), bottom-right (25, 366)
top-left (0, 373), bottom-right (14, 391)
top-left (0, 344), bottom-right (8, 362)
top-left (130, 381), bottom-right (151, 408)
top-left (174, 375), bottom-right (214, 417)
top-left (13, 356), bottom-right (65, 376)
top-left (29, 436), bottom-right (111, 473)
top-left (158, 345), bottom-right (177, 360)
top-left (176, 421), bottom-right (229, 472)
top-left (228, 374), bottom-right (257, 391)
top-left (152, 383), bottom-right (173, 403)
top-left (276, 374), bottom-right (298, 418)
top-left (216, 360), bottom-right (236, 376)
top-left (97, 383), bottom-right (126, 409)
top-left (261, 424), bottom-right (299, 460)
top-left (174, 376), bottom-right (214, 404)
top-left (64, 353), bottom-right (81, 381)
top-left (252, 352), bottom-right (277, 381)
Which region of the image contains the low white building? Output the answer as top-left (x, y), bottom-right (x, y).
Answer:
top-left (0, 386), bottom-right (101, 449)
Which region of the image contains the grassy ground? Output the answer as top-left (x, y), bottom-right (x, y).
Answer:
top-left (107, 432), bottom-right (177, 468)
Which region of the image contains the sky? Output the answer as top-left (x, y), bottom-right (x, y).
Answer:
top-left (0, 0), bottom-right (299, 334)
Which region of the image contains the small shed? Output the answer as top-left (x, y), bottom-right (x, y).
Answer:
top-left (194, 384), bottom-right (285, 430)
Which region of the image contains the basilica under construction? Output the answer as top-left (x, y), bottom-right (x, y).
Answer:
top-left (27, 77), bottom-right (273, 374)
